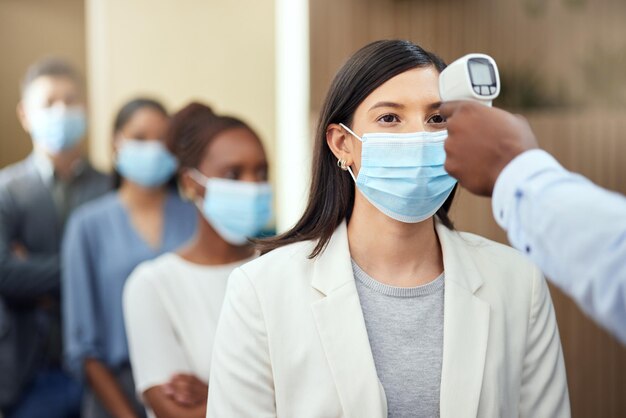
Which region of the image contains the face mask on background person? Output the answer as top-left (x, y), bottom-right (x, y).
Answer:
top-left (27, 106), bottom-right (87, 153)
top-left (340, 123), bottom-right (457, 223)
top-left (115, 139), bottom-right (178, 188)
top-left (189, 169), bottom-right (273, 245)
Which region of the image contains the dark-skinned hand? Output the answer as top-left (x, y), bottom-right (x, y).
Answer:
top-left (440, 101), bottom-right (539, 196)
top-left (162, 373), bottom-right (208, 407)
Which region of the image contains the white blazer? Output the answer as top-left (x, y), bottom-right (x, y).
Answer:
top-left (207, 222), bottom-right (570, 418)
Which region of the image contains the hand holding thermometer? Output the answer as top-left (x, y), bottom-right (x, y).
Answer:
top-left (439, 54), bottom-right (500, 107)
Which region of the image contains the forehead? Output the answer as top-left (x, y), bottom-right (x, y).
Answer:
top-left (359, 66), bottom-right (441, 109)
top-left (203, 127), bottom-right (266, 164)
top-left (23, 75), bottom-right (80, 101)
top-left (123, 107), bottom-right (168, 129)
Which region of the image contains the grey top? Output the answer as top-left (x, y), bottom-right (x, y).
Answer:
top-left (353, 260), bottom-right (445, 418)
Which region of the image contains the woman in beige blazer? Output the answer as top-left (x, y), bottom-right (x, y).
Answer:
top-left (207, 40), bottom-right (570, 418)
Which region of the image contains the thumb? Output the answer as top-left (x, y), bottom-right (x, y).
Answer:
top-left (439, 100), bottom-right (468, 118)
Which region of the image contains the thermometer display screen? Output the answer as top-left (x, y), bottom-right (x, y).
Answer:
top-left (440, 53), bottom-right (499, 104)
top-left (468, 59), bottom-right (495, 85)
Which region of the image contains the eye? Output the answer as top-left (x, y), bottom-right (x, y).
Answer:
top-left (64, 94), bottom-right (78, 106)
top-left (377, 113), bottom-right (400, 124)
top-left (257, 167), bottom-right (269, 181)
top-left (427, 114), bottom-right (446, 125)
top-left (223, 168), bottom-right (241, 180)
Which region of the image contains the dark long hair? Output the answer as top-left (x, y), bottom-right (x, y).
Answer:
top-left (112, 98), bottom-right (169, 188)
top-left (259, 40), bottom-right (457, 258)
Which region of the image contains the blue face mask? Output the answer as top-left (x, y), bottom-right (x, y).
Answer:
top-left (340, 124), bottom-right (457, 223)
top-left (190, 170), bottom-right (273, 245)
top-left (116, 139), bottom-right (178, 187)
top-left (28, 106), bottom-right (86, 153)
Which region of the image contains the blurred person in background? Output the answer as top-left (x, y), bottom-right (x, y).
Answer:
top-left (62, 98), bottom-right (196, 418)
top-left (207, 40), bottom-right (569, 418)
top-left (0, 57), bottom-right (110, 418)
top-left (124, 103), bottom-right (272, 418)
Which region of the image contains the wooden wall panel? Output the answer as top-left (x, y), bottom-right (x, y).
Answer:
top-left (311, 0), bottom-right (626, 114)
top-left (310, 1), bottom-right (626, 417)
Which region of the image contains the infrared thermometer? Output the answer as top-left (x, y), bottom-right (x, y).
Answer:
top-left (439, 54), bottom-right (500, 106)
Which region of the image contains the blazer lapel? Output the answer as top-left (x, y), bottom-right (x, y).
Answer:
top-left (310, 222), bottom-right (387, 418)
top-left (437, 223), bottom-right (490, 418)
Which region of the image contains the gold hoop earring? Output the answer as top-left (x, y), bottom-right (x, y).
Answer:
top-left (337, 159), bottom-right (349, 171)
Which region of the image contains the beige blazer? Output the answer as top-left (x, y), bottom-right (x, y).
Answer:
top-left (207, 222), bottom-right (570, 418)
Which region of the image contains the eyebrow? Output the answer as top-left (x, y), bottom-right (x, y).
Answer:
top-left (368, 100), bottom-right (443, 112)
top-left (428, 101), bottom-right (442, 110)
top-left (368, 101), bottom-right (405, 111)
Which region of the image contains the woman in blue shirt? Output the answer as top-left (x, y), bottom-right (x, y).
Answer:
top-left (61, 98), bottom-right (196, 418)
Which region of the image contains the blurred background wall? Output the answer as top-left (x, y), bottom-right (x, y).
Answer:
top-left (1, 0), bottom-right (625, 417)
top-left (85, 0), bottom-right (275, 172)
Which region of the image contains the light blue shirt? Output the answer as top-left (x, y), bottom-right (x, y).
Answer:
top-left (62, 190), bottom-right (196, 378)
top-left (492, 149), bottom-right (626, 344)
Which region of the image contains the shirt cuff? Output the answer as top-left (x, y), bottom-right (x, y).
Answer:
top-left (492, 149), bottom-right (564, 231)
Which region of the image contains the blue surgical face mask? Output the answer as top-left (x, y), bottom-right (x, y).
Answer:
top-left (340, 123), bottom-right (457, 223)
top-left (27, 106), bottom-right (86, 153)
top-left (115, 139), bottom-right (178, 187)
top-left (190, 170), bottom-right (273, 245)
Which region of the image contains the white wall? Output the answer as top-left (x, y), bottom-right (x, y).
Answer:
top-left (86, 0), bottom-right (276, 173)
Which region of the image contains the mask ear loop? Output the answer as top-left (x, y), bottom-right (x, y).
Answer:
top-left (187, 168), bottom-right (210, 186)
top-left (338, 123), bottom-right (360, 183)
top-left (346, 166), bottom-right (357, 183)
top-left (185, 168), bottom-right (210, 209)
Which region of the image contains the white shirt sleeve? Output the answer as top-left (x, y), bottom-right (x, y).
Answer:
top-left (492, 149), bottom-right (626, 344)
top-left (123, 262), bottom-right (193, 396)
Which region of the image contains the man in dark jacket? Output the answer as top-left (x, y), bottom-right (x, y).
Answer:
top-left (0, 58), bottom-right (110, 418)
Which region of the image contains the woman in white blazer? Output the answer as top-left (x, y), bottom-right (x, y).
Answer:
top-left (207, 40), bottom-right (570, 418)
